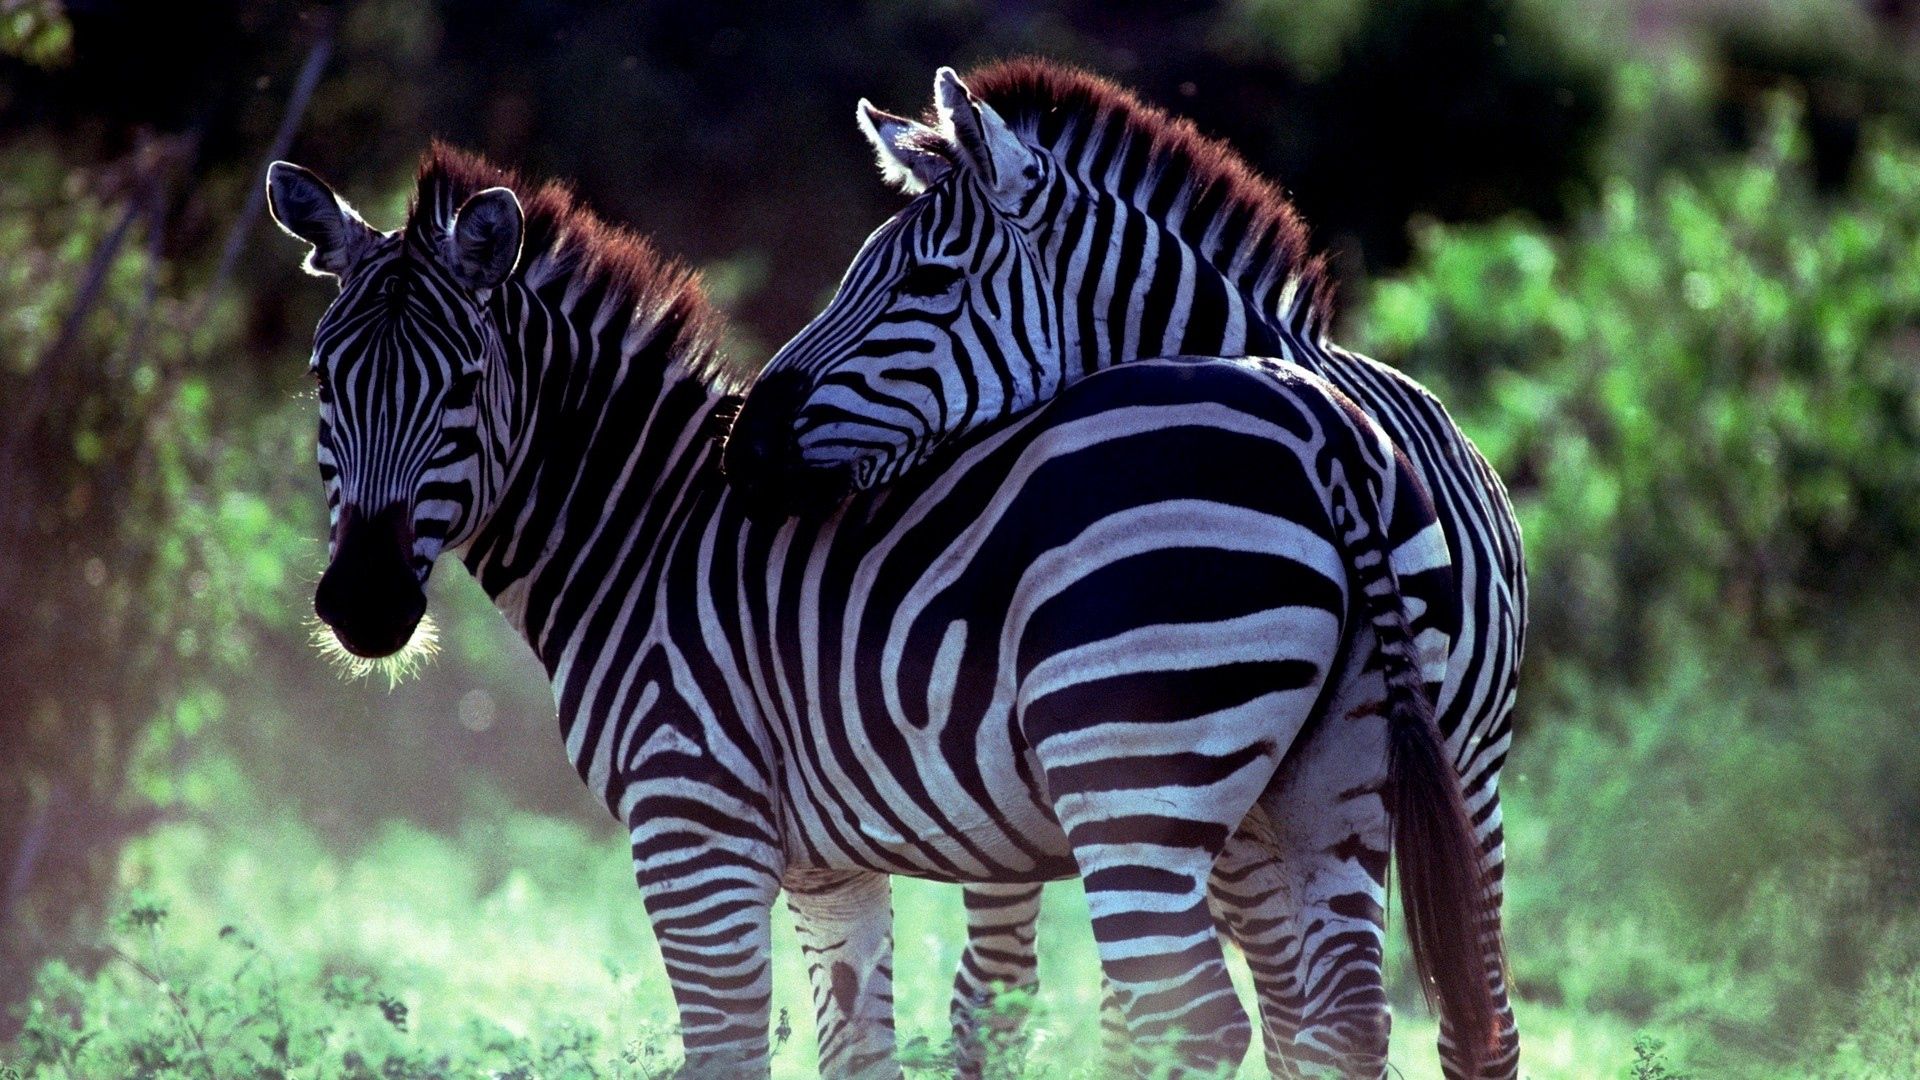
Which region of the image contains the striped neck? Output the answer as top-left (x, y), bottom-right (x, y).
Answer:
top-left (963, 60), bottom-right (1335, 373)
top-left (458, 261), bottom-right (732, 675)
top-left (1031, 167), bottom-right (1299, 378)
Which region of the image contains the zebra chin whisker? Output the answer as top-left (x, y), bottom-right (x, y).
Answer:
top-left (305, 612), bottom-right (441, 690)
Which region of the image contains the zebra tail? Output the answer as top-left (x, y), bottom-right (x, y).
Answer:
top-left (1350, 455), bottom-right (1502, 1074)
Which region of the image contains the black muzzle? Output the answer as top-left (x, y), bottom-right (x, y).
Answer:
top-left (723, 368), bottom-right (854, 517)
top-left (314, 502), bottom-right (427, 658)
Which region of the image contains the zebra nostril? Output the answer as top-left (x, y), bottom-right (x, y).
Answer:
top-left (313, 568), bottom-right (351, 629)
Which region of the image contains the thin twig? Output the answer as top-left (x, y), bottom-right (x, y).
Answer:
top-left (197, 19), bottom-right (335, 324)
top-left (0, 143), bottom-right (174, 586)
top-left (116, 170), bottom-right (173, 376)
top-left (36, 201), bottom-right (141, 375)
top-left (0, 782), bottom-right (60, 933)
top-left (0, 196), bottom-right (141, 508)
top-left (103, 939), bottom-right (214, 1076)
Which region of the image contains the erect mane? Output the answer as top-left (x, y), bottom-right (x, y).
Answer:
top-left (958, 59), bottom-right (1335, 341)
top-left (407, 143), bottom-right (739, 390)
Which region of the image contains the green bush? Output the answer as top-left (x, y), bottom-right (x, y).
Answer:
top-left (1, 816), bottom-right (687, 1080)
top-left (1355, 95), bottom-right (1920, 672)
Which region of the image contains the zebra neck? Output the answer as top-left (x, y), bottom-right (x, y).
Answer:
top-left (460, 278), bottom-right (732, 675)
top-left (1039, 184), bottom-right (1300, 381)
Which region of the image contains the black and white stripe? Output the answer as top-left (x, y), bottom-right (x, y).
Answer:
top-left (272, 147), bottom-right (1499, 1078)
top-left (732, 61), bottom-right (1524, 1079)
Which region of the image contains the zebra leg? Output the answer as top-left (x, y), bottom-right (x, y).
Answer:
top-left (1070, 846), bottom-right (1253, 1072)
top-left (1436, 789), bottom-right (1519, 1080)
top-left (1019, 635), bottom-right (1336, 1068)
top-left (1034, 726), bottom-right (1288, 1070)
top-left (1207, 811), bottom-right (1309, 1077)
top-left (949, 882), bottom-right (1042, 1079)
top-left (785, 868), bottom-right (900, 1079)
top-left (1098, 979), bottom-right (1132, 1068)
top-left (630, 838), bottom-right (780, 1078)
top-left (1249, 633), bottom-right (1397, 1078)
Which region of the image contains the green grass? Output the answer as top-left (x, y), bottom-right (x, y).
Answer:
top-left (5, 807), bottom-right (1912, 1078)
top-left (0, 809), bottom-right (1682, 1079)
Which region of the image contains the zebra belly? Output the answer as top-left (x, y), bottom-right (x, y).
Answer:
top-left (774, 740), bottom-right (1078, 882)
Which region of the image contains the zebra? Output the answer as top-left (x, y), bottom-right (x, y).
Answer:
top-left (266, 145), bottom-right (1501, 1078)
top-left (723, 60), bottom-right (1526, 1079)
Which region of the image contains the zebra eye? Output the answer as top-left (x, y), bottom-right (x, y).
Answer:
top-left (445, 369), bottom-right (481, 408)
top-left (897, 263), bottom-right (963, 299)
top-left (311, 368), bottom-right (332, 403)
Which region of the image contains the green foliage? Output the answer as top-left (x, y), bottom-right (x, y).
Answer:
top-left (0, 135), bottom-right (310, 1004)
top-left (0, 814), bottom-right (1126, 1079)
top-left (11, 906), bottom-right (417, 1079)
top-left (1356, 95), bottom-right (1920, 670)
top-left (1496, 611), bottom-right (1920, 1076)
top-left (2, 819), bottom-right (689, 1080)
top-left (1813, 965), bottom-right (1920, 1078)
top-left (0, 0), bottom-right (70, 68)
top-left (1629, 1035), bottom-right (1692, 1080)
top-left (897, 984), bottom-right (1048, 1079)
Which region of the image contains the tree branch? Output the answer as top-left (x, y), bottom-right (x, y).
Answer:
top-left (0, 783), bottom-right (61, 935)
top-left (198, 19), bottom-right (335, 323)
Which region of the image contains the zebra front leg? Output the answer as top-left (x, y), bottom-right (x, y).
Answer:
top-left (628, 817), bottom-right (781, 1077)
top-left (950, 882), bottom-right (1043, 1079)
top-left (785, 868), bottom-right (900, 1079)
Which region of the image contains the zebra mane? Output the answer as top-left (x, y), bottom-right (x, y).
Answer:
top-left (407, 143), bottom-right (739, 391)
top-left (957, 59), bottom-right (1335, 341)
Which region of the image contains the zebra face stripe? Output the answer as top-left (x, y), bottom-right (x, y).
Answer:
top-left (307, 236), bottom-right (503, 654)
top-left (732, 170), bottom-right (1059, 499)
top-left (272, 159), bottom-right (525, 658)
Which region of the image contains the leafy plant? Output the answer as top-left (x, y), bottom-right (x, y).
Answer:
top-left (1356, 94), bottom-right (1920, 674)
top-left (1630, 1034), bottom-right (1692, 1080)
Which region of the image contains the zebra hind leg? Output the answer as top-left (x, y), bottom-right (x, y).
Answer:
top-left (1019, 610), bottom-right (1334, 1068)
top-left (1250, 630), bottom-right (1399, 1078)
top-left (1208, 810), bottom-right (1311, 1077)
top-left (1037, 745), bottom-right (1275, 1072)
top-left (1436, 801), bottom-right (1519, 1080)
top-left (970, 896), bottom-right (1248, 1078)
top-left (952, 875), bottom-right (1282, 1079)
top-left (784, 868), bottom-right (900, 1079)
top-left (950, 882), bottom-right (1043, 1079)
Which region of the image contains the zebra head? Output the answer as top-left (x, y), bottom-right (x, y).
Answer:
top-left (267, 160), bottom-right (522, 659)
top-left (726, 67), bottom-right (1059, 506)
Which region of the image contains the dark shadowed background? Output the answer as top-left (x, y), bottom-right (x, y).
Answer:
top-left (3, 2), bottom-right (1919, 1076)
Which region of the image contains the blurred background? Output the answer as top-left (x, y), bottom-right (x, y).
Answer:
top-left (3, 1), bottom-right (1919, 1076)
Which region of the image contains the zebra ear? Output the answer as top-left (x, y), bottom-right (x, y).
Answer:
top-left (267, 161), bottom-right (377, 278)
top-left (443, 186), bottom-right (524, 292)
top-left (856, 98), bottom-right (950, 194)
top-left (933, 67), bottom-right (1038, 208)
